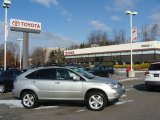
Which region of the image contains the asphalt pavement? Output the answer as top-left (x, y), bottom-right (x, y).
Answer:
top-left (1, 73), bottom-right (160, 120)
top-left (110, 70), bottom-right (145, 81)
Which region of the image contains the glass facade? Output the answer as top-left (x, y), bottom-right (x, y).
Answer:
top-left (65, 49), bottom-right (160, 64)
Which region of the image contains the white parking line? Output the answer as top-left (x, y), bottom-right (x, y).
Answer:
top-left (115, 100), bottom-right (134, 105)
top-left (121, 94), bottom-right (127, 98)
top-left (125, 88), bottom-right (132, 91)
top-left (76, 109), bottom-right (86, 113)
top-left (35, 106), bottom-right (59, 110)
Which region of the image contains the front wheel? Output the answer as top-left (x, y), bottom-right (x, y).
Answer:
top-left (21, 91), bottom-right (39, 109)
top-left (0, 84), bottom-right (6, 93)
top-left (86, 91), bottom-right (107, 111)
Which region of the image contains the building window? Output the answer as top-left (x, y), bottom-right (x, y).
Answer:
top-left (121, 52), bottom-right (130, 55)
top-left (133, 51), bottom-right (142, 55)
top-left (155, 50), bottom-right (160, 54)
top-left (95, 54), bottom-right (104, 57)
top-left (112, 52), bottom-right (120, 56)
top-left (104, 53), bottom-right (111, 56)
top-left (88, 54), bottom-right (96, 57)
top-left (142, 50), bottom-right (154, 54)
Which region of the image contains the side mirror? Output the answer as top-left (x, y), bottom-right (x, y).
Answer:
top-left (73, 75), bottom-right (80, 81)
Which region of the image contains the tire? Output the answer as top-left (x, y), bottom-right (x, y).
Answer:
top-left (86, 91), bottom-right (107, 111)
top-left (21, 91), bottom-right (39, 109)
top-left (0, 84), bottom-right (6, 93)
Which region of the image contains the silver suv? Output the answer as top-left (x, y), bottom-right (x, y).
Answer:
top-left (12, 66), bottom-right (125, 111)
top-left (145, 62), bottom-right (160, 90)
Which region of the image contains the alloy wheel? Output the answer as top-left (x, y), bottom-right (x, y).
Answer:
top-left (89, 94), bottom-right (104, 110)
top-left (0, 84), bottom-right (5, 93)
top-left (22, 94), bottom-right (35, 108)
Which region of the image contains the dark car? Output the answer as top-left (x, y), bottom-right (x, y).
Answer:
top-left (92, 65), bottom-right (114, 77)
top-left (83, 67), bottom-right (93, 73)
top-left (0, 69), bottom-right (22, 93)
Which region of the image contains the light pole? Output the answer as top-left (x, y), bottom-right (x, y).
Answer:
top-left (125, 10), bottom-right (138, 77)
top-left (17, 38), bottom-right (23, 70)
top-left (3, 0), bottom-right (11, 71)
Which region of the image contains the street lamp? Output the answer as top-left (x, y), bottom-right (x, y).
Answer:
top-left (17, 38), bottom-right (23, 70)
top-left (3, 0), bottom-right (11, 71)
top-left (125, 10), bottom-right (138, 77)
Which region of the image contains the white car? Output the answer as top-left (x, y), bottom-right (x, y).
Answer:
top-left (145, 62), bottom-right (160, 90)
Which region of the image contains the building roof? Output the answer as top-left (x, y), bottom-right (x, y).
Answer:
top-left (64, 41), bottom-right (160, 56)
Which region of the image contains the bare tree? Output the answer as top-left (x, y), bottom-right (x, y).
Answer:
top-left (88, 30), bottom-right (109, 46)
top-left (48, 48), bottom-right (64, 64)
top-left (7, 42), bottom-right (19, 55)
top-left (141, 24), bottom-right (159, 41)
top-left (141, 25), bottom-right (151, 41)
top-left (150, 23), bottom-right (159, 40)
top-left (0, 44), bottom-right (4, 66)
top-left (7, 42), bottom-right (19, 66)
top-left (112, 29), bottom-right (126, 44)
top-left (119, 29), bottom-right (126, 44)
top-left (30, 47), bottom-right (46, 67)
top-left (0, 42), bottom-right (19, 67)
top-left (68, 44), bottom-right (80, 50)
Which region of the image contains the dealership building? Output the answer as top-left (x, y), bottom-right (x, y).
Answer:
top-left (64, 41), bottom-right (160, 64)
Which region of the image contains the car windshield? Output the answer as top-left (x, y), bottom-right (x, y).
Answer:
top-left (70, 67), bottom-right (95, 79)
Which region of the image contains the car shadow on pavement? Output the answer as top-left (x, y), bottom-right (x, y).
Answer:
top-left (133, 84), bottom-right (160, 92)
top-left (39, 100), bottom-right (116, 109)
top-left (39, 100), bottom-right (85, 108)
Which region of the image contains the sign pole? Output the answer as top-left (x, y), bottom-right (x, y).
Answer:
top-left (23, 32), bottom-right (29, 69)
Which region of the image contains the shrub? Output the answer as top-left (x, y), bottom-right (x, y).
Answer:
top-left (81, 63), bottom-right (90, 68)
top-left (101, 62), bottom-right (113, 67)
top-left (113, 63), bottom-right (150, 70)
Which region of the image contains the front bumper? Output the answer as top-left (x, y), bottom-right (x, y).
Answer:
top-left (108, 86), bottom-right (125, 101)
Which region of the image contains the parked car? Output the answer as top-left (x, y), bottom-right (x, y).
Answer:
top-left (92, 65), bottom-right (114, 77)
top-left (83, 67), bottom-right (93, 73)
top-left (145, 62), bottom-right (160, 90)
top-left (0, 69), bottom-right (22, 93)
top-left (12, 66), bottom-right (125, 111)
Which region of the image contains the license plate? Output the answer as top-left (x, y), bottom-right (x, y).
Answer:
top-left (154, 74), bottom-right (159, 77)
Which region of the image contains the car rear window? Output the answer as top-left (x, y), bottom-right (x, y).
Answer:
top-left (149, 64), bottom-right (160, 71)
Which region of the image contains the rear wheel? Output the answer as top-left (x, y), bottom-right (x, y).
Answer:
top-left (86, 91), bottom-right (107, 111)
top-left (0, 84), bottom-right (6, 93)
top-left (21, 91), bottom-right (39, 109)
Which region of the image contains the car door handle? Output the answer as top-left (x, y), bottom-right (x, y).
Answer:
top-left (55, 82), bottom-right (60, 84)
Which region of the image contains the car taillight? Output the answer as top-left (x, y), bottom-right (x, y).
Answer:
top-left (145, 71), bottom-right (149, 75)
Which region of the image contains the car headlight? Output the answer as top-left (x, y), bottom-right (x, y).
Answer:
top-left (106, 82), bottom-right (119, 89)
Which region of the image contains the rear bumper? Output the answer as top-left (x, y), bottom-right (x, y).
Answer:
top-left (12, 89), bottom-right (21, 99)
top-left (145, 81), bottom-right (160, 87)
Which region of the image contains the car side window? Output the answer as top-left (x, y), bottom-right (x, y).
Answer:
top-left (26, 69), bottom-right (56, 80)
top-left (56, 68), bottom-right (79, 81)
top-left (25, 71), bottom-right (37, 79)
top-left (56, 68), bottom-right (70, 80)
